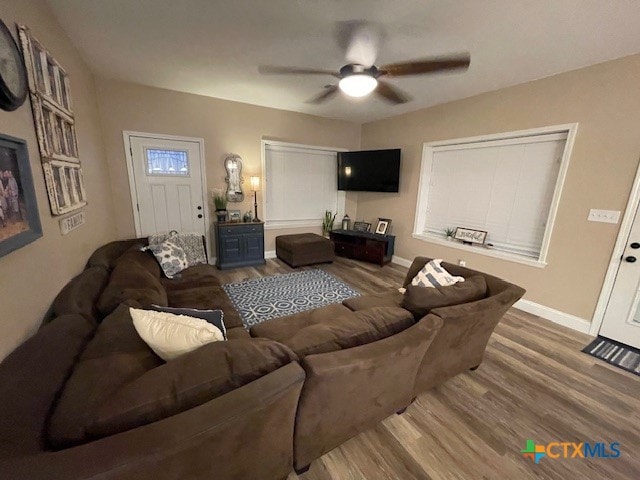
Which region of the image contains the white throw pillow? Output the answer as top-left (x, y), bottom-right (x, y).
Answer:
top-left (129, 307), bottom-right (224, 361)
top-left (410, 259), bottom-right (465, 288)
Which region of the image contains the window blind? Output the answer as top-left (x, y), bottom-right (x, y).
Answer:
top-left (422, 133), bottom-right (567, 258)
top-left (264, 144), bottom-right (338, 225)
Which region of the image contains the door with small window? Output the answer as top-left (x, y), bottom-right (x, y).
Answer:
top-left (127, 134), bottom-right (206, 238)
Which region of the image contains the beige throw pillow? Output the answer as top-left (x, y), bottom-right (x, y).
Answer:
top-left (130, 307), bottom-right (224, 361)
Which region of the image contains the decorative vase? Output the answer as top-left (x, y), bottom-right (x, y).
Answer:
top-left (216, 209), bottom-right (227, 222)
top-left (446, 235), bottom-right (453, 242)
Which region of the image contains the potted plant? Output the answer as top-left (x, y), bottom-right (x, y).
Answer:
top-left (322, 210), bottom-right (337, 237)
top-left (212, 189), bottom-right (228, 222)
top-left (445, 227), bottom-right (456, 241)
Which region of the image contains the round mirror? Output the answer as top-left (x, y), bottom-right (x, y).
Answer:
top-left (224, 154), bottom-right (244, 202)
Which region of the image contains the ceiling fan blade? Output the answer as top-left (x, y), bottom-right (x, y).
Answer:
top-left (336, 20), bottom-right (385, 68)
top-left (375, 81), bottom-right (410, 104)
top-left (379, 53), bottom-right (470, 77)
top-left (307, 85), bottom-right (339, 104)
top-left (259, 65), bottom-right (339, 77)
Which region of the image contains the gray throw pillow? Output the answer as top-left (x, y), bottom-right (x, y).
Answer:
top-left (401, 275), bottom-right (488, 319)
top-left (150, 305), bottom-right (227, 340)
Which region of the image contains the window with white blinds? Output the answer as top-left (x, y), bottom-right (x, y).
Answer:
top-left (414, 127), bottom-right (575, 264)
top-left (264, 143), bottom-right (341, 228)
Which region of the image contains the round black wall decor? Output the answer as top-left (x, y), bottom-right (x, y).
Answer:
top-left (0, 19), bottom-right (27, 111)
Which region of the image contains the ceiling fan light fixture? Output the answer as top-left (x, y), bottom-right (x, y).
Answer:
top-left (338, 74), bottom-right (377, 97)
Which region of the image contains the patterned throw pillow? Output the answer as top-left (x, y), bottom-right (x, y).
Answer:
top-left (145, 240), bottom-right (188, 279)
top-left (148, 232), bottom-right (207, 267)
top-left (410, 259), bottom-right (465, 288)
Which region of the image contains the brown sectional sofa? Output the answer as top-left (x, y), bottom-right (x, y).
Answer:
top-left (0, 240), bottom-right (524, 479)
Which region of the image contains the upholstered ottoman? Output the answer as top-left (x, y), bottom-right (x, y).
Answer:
top-left (276, 233), bottom-right (335, 267)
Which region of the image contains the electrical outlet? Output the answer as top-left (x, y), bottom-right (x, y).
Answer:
top-left (587, 209), bottom-right (620, 224)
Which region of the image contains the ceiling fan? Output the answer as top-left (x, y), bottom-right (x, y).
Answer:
top-left (259, 21), bottom-right (470, 105)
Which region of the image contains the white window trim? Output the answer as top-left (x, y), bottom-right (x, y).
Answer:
top-left (412, 123), bottom-right (578, 268)
top-left (260, 139), bottom-right (347, 230)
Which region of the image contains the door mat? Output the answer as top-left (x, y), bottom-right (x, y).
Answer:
top-left (582, 336), bottom-right (640, 377)
top-left (223, 269), bottom-right (360, 328)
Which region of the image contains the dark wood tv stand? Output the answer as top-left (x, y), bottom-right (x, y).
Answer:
top-left (329, 229), bottom-right (395, 266)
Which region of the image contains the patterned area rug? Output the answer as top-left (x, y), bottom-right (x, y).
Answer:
top-left (223, 269), bottom-right (360, 328)
top-left (582, 336), bottom-right (640, 377)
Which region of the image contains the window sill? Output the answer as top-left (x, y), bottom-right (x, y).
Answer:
top-left (411, 233), bottom-right (547, 268)
top-left (265, 220), bottom-right (322, 230)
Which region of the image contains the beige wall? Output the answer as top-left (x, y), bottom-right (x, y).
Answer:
top-left (359, 54), bottom-right (640, 322)
top-left (0, 1), bottom-right (116, 359)
top-left (94, 79), bottom-right (361, 251)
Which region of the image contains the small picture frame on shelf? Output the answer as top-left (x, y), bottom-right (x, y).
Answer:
top-left (228, 209), bottom-right (241, 222)
top-left (374, 218), bottom-right (391, 235)
top-left (353, 221), bottom-right (371, 232)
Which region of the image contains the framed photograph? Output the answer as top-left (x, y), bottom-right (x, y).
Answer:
top-left (375, 218), bottom-right (391, 235)
top-left (353, 221), bottom-right (371, 232)
top-left (228, 209), bottom-right (241, 222)
top-left (454, 227), bottom-right (487, 245)
top-left (0, 133), bottom-right (42, 257)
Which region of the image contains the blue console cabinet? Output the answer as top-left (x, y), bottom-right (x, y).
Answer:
top-left (215, 222), bottom-right (265, 269)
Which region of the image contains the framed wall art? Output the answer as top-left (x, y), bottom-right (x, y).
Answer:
top-left (0, 133), bottom-right (42, 257)
top-left (18, 24), bottom-right (87, 216)
top-left (454, 227), bottom-right (487, 245)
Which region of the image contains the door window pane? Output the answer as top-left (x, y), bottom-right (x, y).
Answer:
top-left (146, 149), bottom-right (189, 176)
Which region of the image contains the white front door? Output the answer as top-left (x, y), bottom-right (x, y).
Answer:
top-left (600, 201), bottom-right (640, 349)
top-left (127, 134), bottom-right (206, 237)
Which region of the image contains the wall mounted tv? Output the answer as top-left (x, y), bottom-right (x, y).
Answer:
top-left (337, 148), bottom-right (401, 192)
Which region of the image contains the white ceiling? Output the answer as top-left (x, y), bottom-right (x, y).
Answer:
top-left (46, 0), bottom-right (640, 123)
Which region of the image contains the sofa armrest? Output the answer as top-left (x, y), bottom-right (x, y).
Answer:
top-left (414, 285), bottom-right (525, 394)
top-left (293, 315), bottom-right (442, 469)
top-left (0, 362), bottom-right (305, 480)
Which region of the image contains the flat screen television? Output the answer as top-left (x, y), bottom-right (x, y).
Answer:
top-left (337, 149), bottom-right (401, 192)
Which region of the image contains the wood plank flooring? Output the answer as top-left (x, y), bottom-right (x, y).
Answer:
top-left (215, 257), bottom-right (640, 480)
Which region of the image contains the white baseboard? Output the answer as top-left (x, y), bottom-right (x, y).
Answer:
top-left (265, 250), bottom-right (277, 259)
top-left (513, 299), bottom-right (591, 334)
top-left (391, 255), bottom-right (412, 268)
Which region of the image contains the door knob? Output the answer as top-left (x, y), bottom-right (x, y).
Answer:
top-left (631, 242), bottom-right (640, 249)
top-left (197, 206), bottom-right (202, 210)
top-left (197, 214), bottom-right (203, 219)
top-left (625, 256), bottom-right (637, 263)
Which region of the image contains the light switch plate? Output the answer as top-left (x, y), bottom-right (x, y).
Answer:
top-left (588, 209), bottom-right (620, 224)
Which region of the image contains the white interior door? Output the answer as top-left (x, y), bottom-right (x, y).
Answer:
top-left (127, 134), bottom-right (206, 237)
top-left (600, 202), bottom-right (640, 349)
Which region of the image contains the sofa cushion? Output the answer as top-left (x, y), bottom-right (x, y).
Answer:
top-left (97, 247), bottom-right (168, 316)
top-left (86, 239), bottom-right (146, 270)
top-left (87, 338), bottom-right (297, 439)
top-left (342, 289), bottom-right (403, 311)
top-left (130, 307), bottom-right (224, 361)
top-left (252, 305), bottom-right (414, 358)
top-left (166, 283), bottom-right (244, 330)
top-left (401, 275), bottom-right (488, 319)
top-left (47, 304), bottom-right (164, 448)
top-left (250, 303), bottom-right (352, 343)
top-left (0, 314), bottom-right (95, 457)
top-left (51, 266), bottom-right (110, 323)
